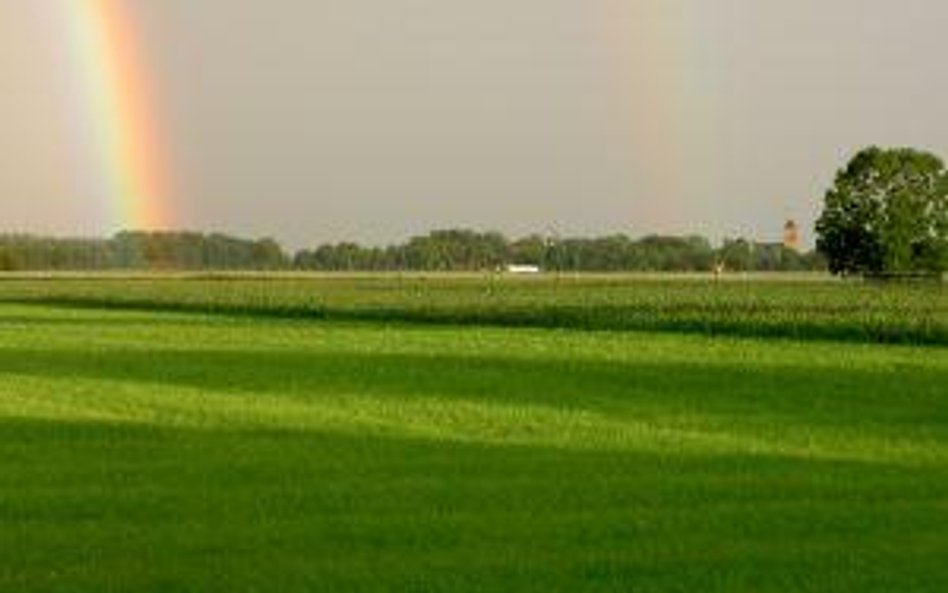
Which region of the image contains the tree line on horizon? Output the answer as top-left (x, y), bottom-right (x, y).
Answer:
top-left (4, 146), bottom-right (942, 276)
top-left (0, 229), bottom-right (822, 273)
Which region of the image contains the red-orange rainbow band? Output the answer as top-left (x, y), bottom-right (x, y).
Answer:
top-left (73, 0), bottom-right (173, 230)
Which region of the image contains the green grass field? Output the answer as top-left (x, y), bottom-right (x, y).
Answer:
top-left (1, 276), bottom-right (946, 592)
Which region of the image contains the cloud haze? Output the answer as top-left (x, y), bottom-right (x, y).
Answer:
top-left (2, 0), bottom-right (947, 247)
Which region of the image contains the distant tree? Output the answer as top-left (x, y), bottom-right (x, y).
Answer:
top-left (816, 147), bottom-right (948, 276)
top-left (720, 239), bottom-right (753, 272)
top-left (251, 238), bottom-right (289, 270)
top-left (0, 246), bottom-right (17, 271)
top-left (510, 235), bottom-right (548, 267)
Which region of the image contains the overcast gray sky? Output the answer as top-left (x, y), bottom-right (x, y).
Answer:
top-left (2, 0), bottom-right (947, 247)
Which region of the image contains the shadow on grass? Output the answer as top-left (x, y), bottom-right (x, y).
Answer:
top-left (1, 417), bottom-right (946, 593)
top-left (4, 295), bottom-right (946, 345)
top-left (1, 344), bottom-right (945, 433)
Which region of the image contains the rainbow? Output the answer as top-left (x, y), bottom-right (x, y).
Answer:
top-left (67, 0), bottom-right (173, 230)
top-left (47, 2), bottom-right (700, 233)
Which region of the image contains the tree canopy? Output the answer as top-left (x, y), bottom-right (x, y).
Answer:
top-left (816, 147), bottom-right (948, 276)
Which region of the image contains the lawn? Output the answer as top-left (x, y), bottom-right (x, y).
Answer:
top-left (0, 277), bottom-right (946, 592)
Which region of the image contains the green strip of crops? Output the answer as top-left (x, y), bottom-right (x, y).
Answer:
top-left (0, 274), bottom-right (945, 344)
top-left (1, 298), bottom-right (946, 592)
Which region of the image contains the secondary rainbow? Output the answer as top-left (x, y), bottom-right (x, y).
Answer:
top-left (69, 0), bottom-right (173, 230)
top-left (596, 1), bottom-right (715, 228)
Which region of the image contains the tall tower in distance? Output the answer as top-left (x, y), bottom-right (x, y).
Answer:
top-left (783, 220), bottom-right (801, 251)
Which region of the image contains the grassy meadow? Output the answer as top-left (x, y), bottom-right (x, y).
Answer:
top-left (0, 275), bottom-right (946, 591)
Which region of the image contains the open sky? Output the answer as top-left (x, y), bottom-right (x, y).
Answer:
top-left (1, 0), bottom-right (947, 247)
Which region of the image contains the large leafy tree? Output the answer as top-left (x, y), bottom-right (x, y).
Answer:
top-left (816, 147), bottom-right (948, 276)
